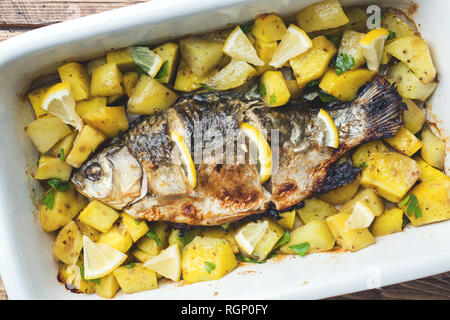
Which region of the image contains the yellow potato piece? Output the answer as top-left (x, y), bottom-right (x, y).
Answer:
top-left (66, 125), bottom-right (106, 168)
top-left (421, 125), bottom-right (445, 170)
top-left (123, 72), bottom-right (139, 96)
top-left (90, 63), bottom-right (124, 97)
top-left (351, 140), bottom-right (389, 168)
top-left (370, 207), bottom-right (404, 237)
top-left (58, 62), bottom-right (91, 101)
top-left (173, 59), bottom-right (218, 92)
top-left (75, 97), bottom-right (107, 118)
top-left (340, 188), bottom-right (384, 217)
top-left (48, 131), bottom-right (77, 160)
top-left (25, 115), bottom-right (72, 154)
top-left (337, 30), bottom-right (366, 69)
top-left (381, 13), bottom-right (416, 39)
top-left (384, 127), bottom-right (423, 157)
top-left (251, 13), bottom-right (287, 42)
top-left (95, 273), bottom-right (120, 299)
top-left (260, 70), bottom-right (291, 106)
top-left (113, 264), bottom-right (158, 294)
top-left (82, 106), bottom-right (129, 138)
top-left (254, 38), bottom-right (277, 75)
top-left (28, 86), bottom-right (50, 118)
top-left (277, 210), bottom-right (296, 230)
top-left (53, 220), bottom-right (83, 265)
top-left (252, 219), bottom-right (285, 261)
top-left (78, 200), bottom-right (120, 233)
top-left (318, 175), bottom-right (360, 205)
top-left (76, 219), bottom-right (101, 242)
top-left (414, 157), bottom-right (449, 183)
top-left (403, 99), bottom-right (425, 134)
top-left (136, 222), bottom-right (170, 256)
top-left (33, 155), bottom-right (72, 181)
top-left (106, 48), bottom-right (136, 71)
top-left (179, 37), bottom-right (223, 77)
top-left (297, 198), bottom-right (337, 224)
top-left (296, 0), bottom-right (349, 33)
top-left (153, 42), bottom-right (179, 84)
top-left (97, 223), bottom-right (133, 253)
top-left (122, 213), bottom-right (149, 243)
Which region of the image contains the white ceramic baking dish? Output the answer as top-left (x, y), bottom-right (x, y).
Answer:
top-left (0, 0), bottom-right (448, 300)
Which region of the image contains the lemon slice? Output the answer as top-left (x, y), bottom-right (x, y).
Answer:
top-left (170, 130), bottom-right (196, 189)
top-left (360, 28), bottom-right (390, 72)
top-left (132, 46), bottom-right (164, 78)
top-left (269, 24), bottom-right (312, 68)
top-left (143, 244), bottom-right (181, 282)
top-left (240, 122), bottom-right (272, 183)
top-left (82, 235), bottom-right (127, 280)
top-left (41, 82), bottom-right (84, 131)
top-left (317, 109), bottom-right (339, 149)
top-left (345, 201), bottom-right (375, 230)
top-left (235, 220), bottom-right (269, 255)
top-left (223, 26), bottom-right (264, 66)
top-left (207, 59), bottom-right (256, 90)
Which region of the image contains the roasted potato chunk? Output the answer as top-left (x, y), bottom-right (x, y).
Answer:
top-left (136, 222), bottom-right (170, 256)
top-left (403, 99), bottom-right (425, 134)
top-left (254, 39), bottom-right (277, 75)
top-left (113, 264), bottom-right (158, 294)
top-left (33, 155), bottom-right (72, 181)
top-left (78, 200), bottom-right (119, 233)
top-left (421, 125), bottom-right (445, 170)
top-left (337, 30), bottom-right (365, 69)
top-left (339, 189), bottom-right (384, 217)
top-left (128, 75), bottom-right (178, 115)
top-left (75, 97), bottom-right (107, 118)
top-left (122, 213), bottom-right (149, 242)
top-left (297, 198), bottom-right (337, 224)
top-left (49, 131), bottom-right (77, 160)
top-left (82, 106), bottom-right (129, 138)
top-left (76, 219), bottom-right (101, 242)
top-left (65, 125), bottom-right (106, 168)
top-left (90, 63), bottom-right (124, 97)
top-left (277, 210), bottom-right (296, 230)
top-left (106, 48), bottom-right (135, 71)
top-left (318, 175), bottom-right (360, 205)
top-left (351, 140), bottom-right (389, 168)
top-left (97, 222), bottom-right (133, 253)
top-left (260, 71), bottom-right (291, 107)
top-left (58, 264), bottom-right (96, 294)
top-left (296, 0), bottom-right (349, 33)
top-left (384, 127), bottom-right (423, 157)
top-left (181, 236), bottom-right (238, 284)
top-left (95, 273), bottom-right (120, 299)
top-left (173, 59), bottom-right (218, 92)
top-left (251, 13), bottom-right (287, 42)
top-left (153, 42), bottom-right (179, 84)
top-left (381, 13), bottom-right (416, 39)
top-left (58, 62), bottom-right (91, 101)
top-left (179, 37), bottom-right (223, 77)
top-left (28, 86), bottom-right (50, 118)
top-left (86, 56), bottom-right (106, 76)
top-left (200, 227), bottom-right (239, 254)
top-left (53, 220), bottom-right (83, 265)
top-left (414, 157), bottom-right (450, 182)
top-left (252, 219), bottom-right (285, 261)
top-left (123, 72), bottom-right (139, 96)
top-left (370, 207), bottom-right (404, 237)
top-left (25, 115), bottom-right (72, 154)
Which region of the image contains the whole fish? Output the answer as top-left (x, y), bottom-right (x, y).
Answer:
top-left (72, 77), bottom-right (404, 226)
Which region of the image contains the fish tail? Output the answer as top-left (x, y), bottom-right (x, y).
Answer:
top-left (355, 76), bottom-right (405, 142)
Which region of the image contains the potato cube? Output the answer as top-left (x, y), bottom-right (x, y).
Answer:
top-left (58, 264), bottom-right (96, 294)
top-left (28, 86), bottom-right (50, 118)
top-left (174, 59), bottom-right (218, 92)
top-left (260, 71), bottom-right (290, 106)
top-left (78, 200), bottom-right (119, 232)
top-left (49, 131), bottom-right (77, 160)
top-left (58, 62), bottom-right (90, 101)
top-left (97, 223), bottom-right (133, 253)
top-left (280, 220), bottom-right (335, 254)
top-left (95, 273), bottom-right (120, 299)
top-left (297, 198), bottom-right (337, 224)
top-left (326, 213), bottom-right (375, 252)
top-left (351, 140), bottom-right (389, 168)
top-left (290, 35), bottom-right (337, 88)
top-left (277, 210), bottom-right (296, 230)
top-left (414, 157), bottom-right (450, 182)
top-left (421, 125), bottom-right (445, 170)
top-left (384, 127), bottom-right (423, 157)
top-left (403, 99), bottom-right (425, 134)
top-left (382, 13), bottom-right (416, 39)
top-left (106, 48), bottom-right (135, 71)
top-left (319, 68), bottom-right (376, 102)
top-left (361, 152), bottom-right (421, 202)
top-left (318, 175), bottom-right (360, 205)
top-left (251, 13), bottom-right (287, 42)
top-left (337, 30), bottom-right (365, 69)
top-left (39, 188), bottom-right (88, 232)
top-left (122, 213), bottom-right (149, 242)
top-left (339, 189), bottom-right (384, 217)
top-left (153, 42), bottom-right (179, 84)
top-left (25, 115), bottom-right (72, 153)
top-left (342, 7), bottom-right (369, 33)
top-left (123, 72), bottom-right (139, 96)
top-left (252, 219), bottom-right (285, 261)
top-left (388, 62), bottom-right (437, 101)
top-left (76, 219), bottom-right (101, 242)
top-left (168, 228), bottom-right (202, 250)
top-left (132, 248), bottom-right (153, 263)
top-left (53, 220), bottom-right (83, 265)
top-left (370, 207), bottom-right (404, 237)
top-left (86, 56), bottom-right (106, 76)
top-left (200, 227), bottom-right (239, 254)
top-left (179, 37), bottom-right (223, 77)
top-left (385, 36), bottom-right (436, 84)
top-left (254, 39), bottom-right (277, 75)
top-left (399, 180), bottom-right (450, 227)
top-left (137, 222), bottom-right (170, 256)
top-left (296, 0), bottom-right (349, 33)
top-left (66, 125), bottom-right (106, 168)
top-left (113, 264), bottom-right (158, 294)
top-left (75, 97), bottom-right (107, 118)
top-left (90, 63), bottom-right (124, 97)
top-left (82, 106), bottom-right (129, 138)
top-left (128, 75), bottom-right (178, 115)
top-left (33, 155), bottom-right (72, 181)
top-left (181, 236), bottom-right (238, 284)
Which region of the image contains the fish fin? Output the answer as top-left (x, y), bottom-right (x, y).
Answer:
top-left (355, 76), bottom-right (404, 142)
top-left (314, 162), bottom-right (361, 195)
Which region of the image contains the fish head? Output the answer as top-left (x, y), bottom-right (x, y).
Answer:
top-left (71, 145), bottom-right (147, 209)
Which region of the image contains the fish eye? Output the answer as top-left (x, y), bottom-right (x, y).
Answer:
top-left (84, 163), bottom-right (103, 182)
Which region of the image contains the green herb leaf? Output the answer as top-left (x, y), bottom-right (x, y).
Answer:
top-left (125, 263), bottom-right (136, 269)
top-left (59, 148), bottom-right (65, 162)
top-left (240, 22), bottom-right (254, 34)
top-left (358, 162), bottom-right (368, 168)
top-left (221, 223), bottom-right (230, 231)
top-left (289, 242), bottom-right (310, 257)
top-left (334, 53), bottom-right (355, 75)
top-left (155, 60), bottom-right (168, 79)
top-left (400, 194), bottom-right (411, 207)
top-left (317, 91), bottom-right (336, 103)
top-left (47, 179), bottom-right (69, 192)
top-left (258, 82), bottom-right (267, 96)
top-left (326, 34), bottom-right (341, 48)
top-left (146, 229), bottom-right (162, 246)
top-left (404, 194), bottom-right (422, 218)
top-left (198, 83), bottom-right (215, 92)
top-left (80, 265), bottom-right (101, 285)
top-left (204, 261), bottom-right (216, 273)
top-left (306, 80), bottom-right (320, 87)
top-left (273, 231), bottom-right (290, 250)
top-left (266, 251), bottom-right (278, 260)
top-left (387, 31), bottom-right (396, 41)
top-left (236, 253), bottom-right (266, 264)
top-left (180, 230), bottom-right (195, 246)
top-left (270, 93), bottom-right (277, 104)
top-left (42, 189), bottom-right (55, 210)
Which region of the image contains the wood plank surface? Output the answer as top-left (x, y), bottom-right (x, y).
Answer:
top-left (0, 0), bottom-right (449, 301)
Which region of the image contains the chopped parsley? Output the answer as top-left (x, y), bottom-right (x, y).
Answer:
top-left (358, 162), bottom-right (368, 168)
top-left (204, 262), bottom-right (216, 273)
top-left (306, 80), bottom-right (320, 87)
top-left (334, 53), bottom-right (355, 75)
top-left (125, 263), bottom-right (136, 269)
top-left (387, 31), bottom-right (396, 41)
top-left (59, 148), bottom-right (65, 161)
top-left (400, 194), bottom-right (422, 218)
top-left (42, 190), bottom-right (55, 210)
top-left (273, 231), bottom-right (290, 250)
top-left (180, 230), bottom-right (195, 246)
top-left (199, 83), bottom-right (215, 92)
top-left (146, 229), bottom-right (162, 246)
top-left (236, 253), bottom-right (266, 264)
top-left (258, 82), bottom-right (267, 96)
top-left (221, 223), bottom-right (230, 231)
top-left (42, 179), bottom-right (70, 209)
top-left (155, 60), bottom-right (168, 80)
top-left (317, 91), bottom-right (336, 103)
top-left (270, 93), bottom-right (277, 104)
top-left (289, 242), bottom-right (310, 257)
top-left (80, 265), bottom-right (101, 285)
top-left (239, 22), bottom-right (254, 34)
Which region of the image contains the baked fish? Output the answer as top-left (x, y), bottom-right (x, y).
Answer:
top-left (72, 76), bottom-right (404, 226)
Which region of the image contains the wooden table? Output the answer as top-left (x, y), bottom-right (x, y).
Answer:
top-left (0, 0), bottom-right (449, 300)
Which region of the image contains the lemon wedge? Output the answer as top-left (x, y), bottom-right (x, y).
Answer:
top-left (240, 122), bottom-right (272, 183)
top-left (269, 24), bottom-right (312, 68)
top-left (82, 235), bottom-right (127, 280)
top-left (170, 130), bottom-right (196, 189)
top-left (143, 244), bottom-right (181, 282)
top-left (132, 46), bottom-right (164, 78)
top-left (41, 82), bottom-right (84, 131)
top-left (345, 201), bottom-right (375, 230)
top-left (207, 59), bottom-right (256, 90)
top-left (317, 109), bottom-right (339, 148)
top-left (360, 28), bottom-right (390, 72)
top-left (223, 26), bottom-right (264, 66)
top-left (234, 220), bottom-right (269, 255)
